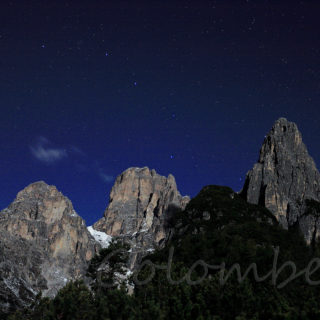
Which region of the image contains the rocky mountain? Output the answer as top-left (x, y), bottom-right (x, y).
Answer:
top-left (93, 167), bottom-right (190, 269)
top-left (0, 181), bottom-right (99, 313)
top-left (241, 118), bottom-right (320, 244)
top-left (3, 119), bottom-right (320, 316)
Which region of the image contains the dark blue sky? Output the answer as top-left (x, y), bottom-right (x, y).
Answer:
top-left (0, 1), bottom-right (319, 225)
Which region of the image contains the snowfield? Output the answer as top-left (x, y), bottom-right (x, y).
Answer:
top-left (87, 226), bottom-right (112, 248)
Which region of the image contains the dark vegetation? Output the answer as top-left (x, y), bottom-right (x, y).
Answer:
top-left (7, 186), bottom-right (320, 319)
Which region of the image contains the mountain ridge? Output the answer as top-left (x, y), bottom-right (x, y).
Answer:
top-left (2, 117), bottom-right (320, 316)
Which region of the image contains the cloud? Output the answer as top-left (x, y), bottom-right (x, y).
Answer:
top-left (93, 160), bottom-right (114, 184)
top-left (30, 137), bottom-right (113, 183)
top-left (99, 172), bottom-right (114, 183)
top-left (30, 137), bottom-right (67, 164)
top-left (70, 145), bottom-right (86, 156)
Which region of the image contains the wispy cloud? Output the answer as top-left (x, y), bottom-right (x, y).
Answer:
top-left (30, 137), bottom-right (67, 164)
top-left (70, 145), bottom-right (86, 156)
top-left (99, 171), bottom-right (114, 183)
top-left (95, 162), bottom-right (114, 183)
top-left (30, 137), bottom-right (114, 183)
top-left (75, 160), bottom-right (114, 183)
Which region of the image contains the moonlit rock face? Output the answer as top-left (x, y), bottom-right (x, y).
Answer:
top-left (94, 167), bottom-right (190, 269)
top-left (87, 226), bottom-right (112, 248)
top-left (0, 181), bottom-right (99, 312)
top-left (242, 118), bottom-right (320, 243)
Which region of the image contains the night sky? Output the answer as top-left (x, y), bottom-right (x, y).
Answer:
top-left (1, 1), bottom-right (319, 226)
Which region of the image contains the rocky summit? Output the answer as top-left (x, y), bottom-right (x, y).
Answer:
top-left (0, 181), bottom-right (99, 313)
top-left (93, 167), bottom-right (190, 269)
top-left (242, 118), bottom-right (320, 243)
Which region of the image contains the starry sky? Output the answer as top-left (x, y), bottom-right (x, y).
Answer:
top-left (0, 1), bottom-right (319, 225)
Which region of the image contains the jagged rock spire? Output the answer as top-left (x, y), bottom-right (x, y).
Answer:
top-left (93, 167), bottom-right (190, 268)
top-left (242, 118), bottom-right (320, 243)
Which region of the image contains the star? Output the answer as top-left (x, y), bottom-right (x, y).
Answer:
top-left (170, 155), bottom-right (174, 159)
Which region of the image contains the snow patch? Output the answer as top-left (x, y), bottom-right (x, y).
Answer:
top-left (88, 226), bottom-right (112, 248)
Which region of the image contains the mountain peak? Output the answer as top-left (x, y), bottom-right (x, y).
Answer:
top-left (16, 181), bottom-right (57, 200)
top-left (277, 117), bottom-right (299, 130)
top-left (242, 118), bottom-right (320, 243)
top-left (27, 180), bottom-right (49, 187)
top-left (271, 117), bottom-right (300, 136)
top-left (274, 117), bottom-right (290, 124)
top-left (259, 118), bottom-right (304, 162)
top-left (0, 182), bottom-right (98, 311)
top-left (93, 167), bottom-right (189, 269)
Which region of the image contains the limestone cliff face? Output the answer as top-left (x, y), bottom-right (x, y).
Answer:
top-left (242, 118), bottom-right (320, 243)
top-left (93, 167), bottom-right (190, 268)
top-left (0, 181), bottom-right (98, 312)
